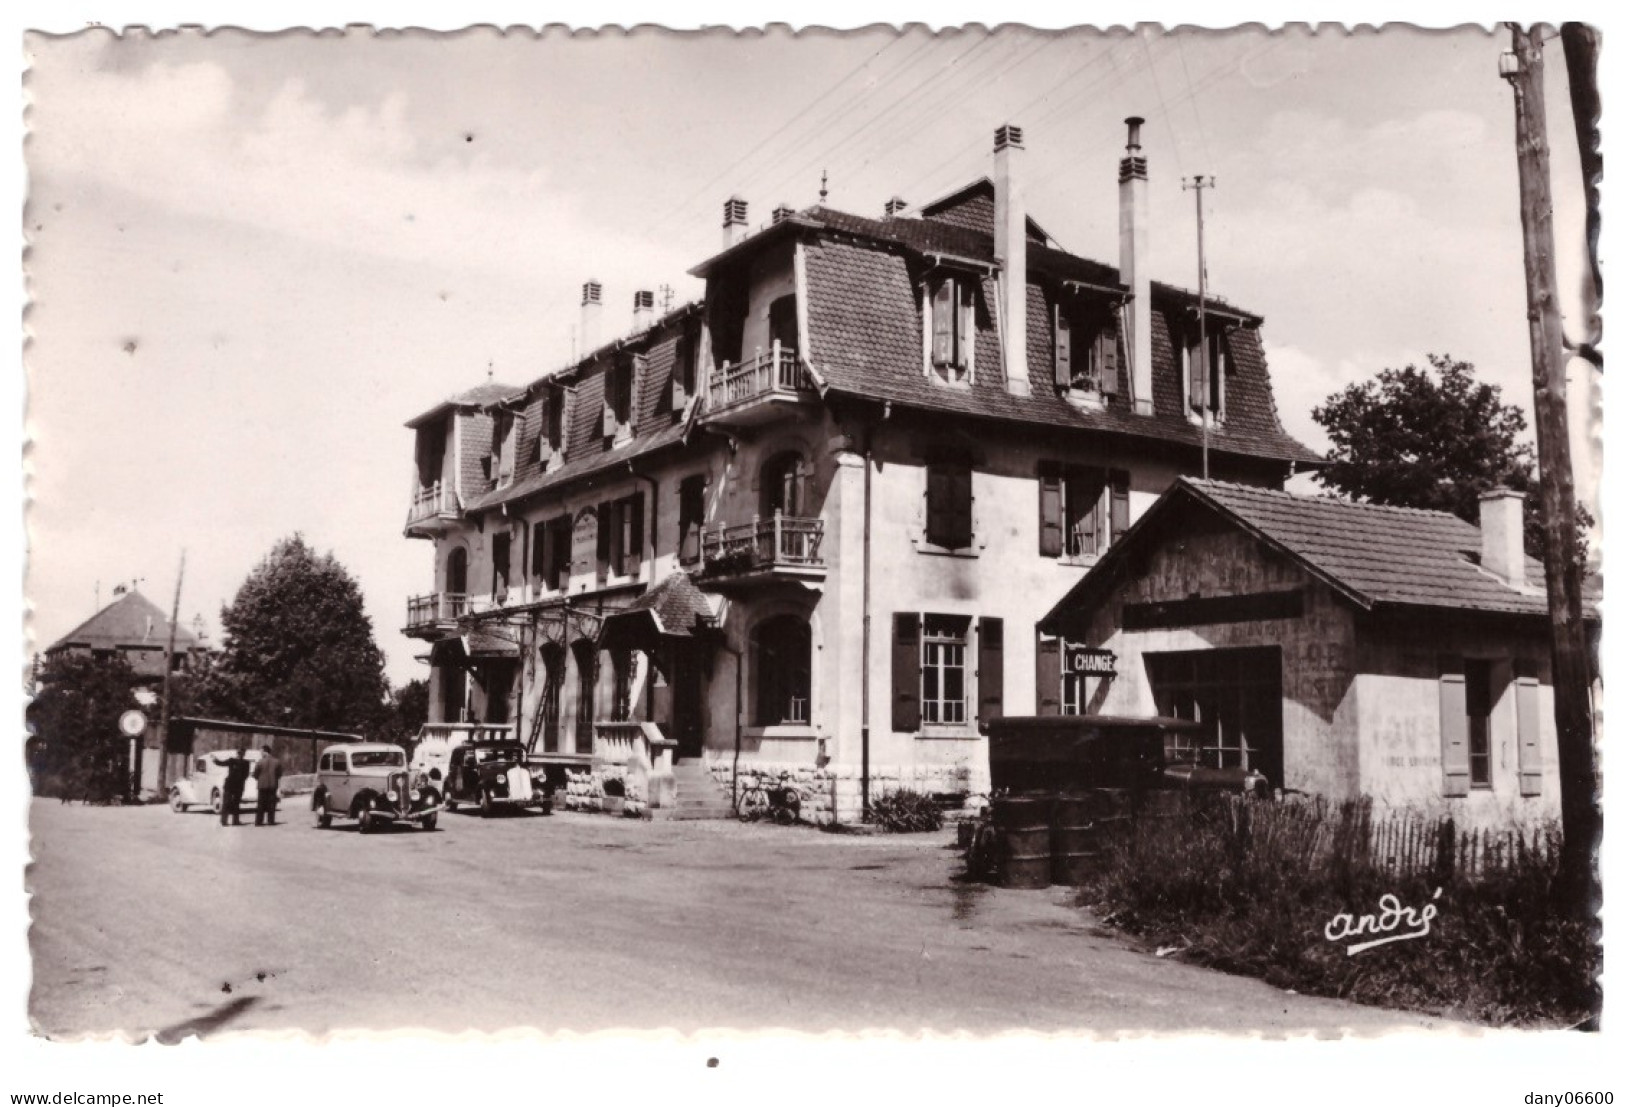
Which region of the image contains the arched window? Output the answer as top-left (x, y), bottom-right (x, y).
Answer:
top-left (571, 639), bottom-right (597, 753)
top-left (761, 451), bottom-right (807, 519)
top-left (538, 643), bottom-right (565, 753)
top-left (445, 547), bottom-right (468, 596)
top-left (754, 615), bottom-right (811, 726)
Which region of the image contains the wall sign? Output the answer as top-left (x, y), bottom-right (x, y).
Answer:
top-left (570, 509), bottom-right (599, 581)
top-left (1065, 644), bottom-right (1117, 676)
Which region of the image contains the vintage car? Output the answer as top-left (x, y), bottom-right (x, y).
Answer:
top-left (311, 742), bottom-right (441, 832)
top-left (443, 739), bottom-right (552, 817)
top-left (169, 749), bottom-right (262, 814)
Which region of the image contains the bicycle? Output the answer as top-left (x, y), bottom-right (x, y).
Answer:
top-left (737, 771), bottom-right (802, 825)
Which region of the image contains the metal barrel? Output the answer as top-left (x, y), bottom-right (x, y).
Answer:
top-left (1051, 789), bottom-right (1133, 886)
top-left (993, 796), bottom-right (1052, 889)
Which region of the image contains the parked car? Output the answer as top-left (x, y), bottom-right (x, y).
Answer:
top-left (443, 739), bottom-right (552, 817)
top-left (169, 749), bottom-right (262, 814)
top-left (311, 743), bottom-right (441, 832)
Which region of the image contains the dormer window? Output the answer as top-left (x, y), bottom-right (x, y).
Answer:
top-left (926, 274), bottom-right (975, 385)
top-left (603, 358), bottom-right (636, 441)
top-left (668, 332), bottom-right (696, 415)
top-left (1182, 324), bottom-right (1229, 420)
top-left (489, 410), bottom-right (516, 487)
top-left (1054, 299), bottom-right (1122, 400)
top-left (538, 387), bottom-right (565, 465)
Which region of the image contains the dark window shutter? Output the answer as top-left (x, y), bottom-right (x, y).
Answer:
top-left (977, 617), bottom-right (1004, 732)
top-left (679, 478), bottom-right (702, 563)
top-left (597, 502), bottom-right (613, 575)
top-left (891, 613), bottom-right (921, 732)
top-left (926, 465), bottom-right (950, 546)
top-left (1054, 304), bottom-right (1072, 387)
top-left (1038, 465), bottom-right (1063, 557)
top-left (671, 339), bottom-right (689, 414)
top-left (1077, 476), bottom-right (1098, 554)
top-left (1515, 665), bottom-right (1543, 796)
top-left (554, 517), bottom-right (571, 588)
top-left (1187, 337), bottom-right (1206, 410)
top-left (1438, 655), bottom-right (1470, 797)
top-left (627, 493), bottom-right (645, 575)
top-left (1036, 635), bottom-right (1062, 716)
top-left (949, 467), bottom-right (973, 549)
top-left (532, 521), bottom-right (546, 579)
top-left (1110, 471), bottom-right (1130, 546)
top-left (931, 281), bottom-right (955, 367)
top-left (957, 280), bottom-right (974, 369)
top-left (1100, 316), bottom-right (1120, 395)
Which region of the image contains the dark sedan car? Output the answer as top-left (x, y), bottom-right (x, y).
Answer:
top-left (443, 740), bottom-right (553, 817)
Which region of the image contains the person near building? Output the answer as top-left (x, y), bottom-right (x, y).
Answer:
top-left (253, 746), bottom-right (284, 827)
top-left (220, 747), bottom-right (251, 827)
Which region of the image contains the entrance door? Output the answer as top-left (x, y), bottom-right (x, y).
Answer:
top-left (672, 649), bottom-right (704, 760)
top-left (538, 644), bottom-right (564, 754)
top-left (1146, 647), bottom-right (1284, 789)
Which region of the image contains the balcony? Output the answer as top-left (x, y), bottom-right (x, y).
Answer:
top-left (404, 481), bottom-right (460, 538)
top-left (698, 513), bottom-right (826, 588)
top-left (404, 592), bottom-right (469, 637)
top-left (700, 342), bottom-right (817, 429)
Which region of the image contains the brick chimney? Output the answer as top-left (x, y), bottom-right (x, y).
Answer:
top-left (884, 196), bottom-right (908, 218)
top-left (1119, 117), bottom-right (1153, 415)
top-left (632, 289), bottom-right (654, 332)
top-left (580, 279), bottom-right (602, 355)
top-left (722, 196), bottom-right (749, 248)
top-left (1480, 487), bottom-right (1527, 588)
top-left (993, 124), bottom-right (1030, 397)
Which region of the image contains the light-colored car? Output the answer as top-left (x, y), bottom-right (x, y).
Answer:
top-left (311, 742), bottom-right (440, 833)
top-left (169, 750), bottom-right (262, 814)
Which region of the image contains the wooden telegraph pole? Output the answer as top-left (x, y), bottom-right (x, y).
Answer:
top-left (1502, 25), bottom-right (1597, 916)
top-left (154, 550), bottom-right (186, 796)
top-left (1183, 174), bottom-right (1216, 480)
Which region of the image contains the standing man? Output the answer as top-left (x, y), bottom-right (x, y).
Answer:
top-left (253, 745), bottom-right (284, 827)
top-left (221, 747), bottom-right (251, 827)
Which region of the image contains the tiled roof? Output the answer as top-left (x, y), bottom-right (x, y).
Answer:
top-left (1041, 479), bottom-right (1576, 634)
top-left (45, 590), bottom-right (198, 654)
top-left (617, 571), bottom-right (719, 636)
top-left (405, 380), bottom-right (522, 428)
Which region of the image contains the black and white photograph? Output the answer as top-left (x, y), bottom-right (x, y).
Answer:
top-left (13, 9), bottom-right (1611, 1101)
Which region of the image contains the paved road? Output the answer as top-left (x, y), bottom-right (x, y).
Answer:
top-left (27, 800), bottom-right (1449, 1038)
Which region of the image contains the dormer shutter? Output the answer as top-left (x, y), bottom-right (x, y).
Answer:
top-left (957, 281), bottom-right (974, 369)
top-left (1054, 305), bottom-right (1072, 387)
top-left (537, 399), bottom-right (553, 464)
top-left (1038, 464), bottom-right (1063, 558)
top-left (1100, 316), bottom-right (1120, 396)
top-left (931, 280), bottom-right (955, 366)
top-left (602, 387), bottom-right (618, 437)
top-left (670, 336), bottom-right (690, 413)
top-left (1187, 337), bottom-right (1207, 410)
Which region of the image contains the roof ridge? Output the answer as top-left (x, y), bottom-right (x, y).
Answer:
top-left (1185, 478), bottom-right (1471, 524)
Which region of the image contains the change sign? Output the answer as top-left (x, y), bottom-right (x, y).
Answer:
top-left (1064, 644), bottom-right (1116, 676)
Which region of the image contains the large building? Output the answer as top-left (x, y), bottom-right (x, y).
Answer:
top-left (41, 587), bottom-right (207, 687)
top-left (400, 120), bottom-right (1318, 821)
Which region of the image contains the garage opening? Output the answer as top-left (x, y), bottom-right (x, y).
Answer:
top-left (1145, 647), bottom-right (1283, 789)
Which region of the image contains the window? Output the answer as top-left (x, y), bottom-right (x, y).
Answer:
top-left (925, 457), bottom-right (973, 550)
top-left (1182, 325), bottom-right (1228, 418)
top-left (678, 475), bottom-right (706, 563)
top-left (920, 614), bottom-right (971, 725)
top-left (446, 546), bottom-right (468, 596)
top-left (1466, 659), bottom-right (1494, 789)
top-left (491, 532), bottom-right (511, 600)
top-left (669, 333), bottom-right (696, 414)
top-left (533, 515), bottom-right (570, 591)
top-left (330, 752), bottom-right (348, 773)
top-left (1054, 300), bottom-right (1122, 398)
top-left (538, 388), bottom-right (565, 464)
top-left (768, 294), bottom-right (798, 352)
top-left (761, 451), bottom-right (807, 518)
top-left (926, 274), bottom-right (975, 384)
top-left (572, 640), bottom-right (597, 752)
top-left (489, 411), bottom-right (516, 486)
top-left (1039, 465), bottom-right (1130, 559)
top-left (753, 615), bottom-right (811, 725)
top-left (1146, 648), bottom-right (1284, 788)
top-left (610, 650), bottom-right (634, 722)
top-left (603, 359), bottom-right (636, 438)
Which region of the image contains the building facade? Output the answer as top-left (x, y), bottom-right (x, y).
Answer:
top-left (401, 120), bottom-right (1318, 821)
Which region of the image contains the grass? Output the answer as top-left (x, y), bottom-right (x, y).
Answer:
top-left (1079, 796), bottom-right (1598, 1027)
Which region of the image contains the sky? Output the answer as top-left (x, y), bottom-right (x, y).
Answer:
top-left (22, 23), bottom-right (1600, 689)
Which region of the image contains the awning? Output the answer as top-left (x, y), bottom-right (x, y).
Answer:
top-left (597, 572), bottom-right (722, 652)
top-left (430, 631), bottom-right (520, 666)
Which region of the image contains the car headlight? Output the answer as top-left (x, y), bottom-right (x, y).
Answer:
top-left (411, 788), bottom-right (422, 801)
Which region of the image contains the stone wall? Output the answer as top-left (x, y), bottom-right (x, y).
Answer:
top-left (706, 758), bottom-right (980, 826)
top-left (561, 766), bottom-right (649, 818)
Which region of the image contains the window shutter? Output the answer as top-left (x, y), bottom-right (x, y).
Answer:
top-left (597, 502), bottom-right (613, 576)
top-left (1054, 305), bottom-right (1072, 387)
top-left (931, 281), bottom-right (955, 366)
top-left (1515, 667), bottom-right (1543, 796)
top-left (627, 493), bottom-right (645, 576)
top-left (671, 341), bottom-right (689, 413)
top-left (1036, 635), bottom-right (1062, 716)
top-left (977, 617), bottom-right (1004, 732)
top-left (602, 393), bottom-right (618, 437)
top-left (1438, 656), bottom-right (1470, 797)
top-left (925, 465), bottom-right (950, 547)
top-left (949, 467), bottom-right (973, 549)
top-left (532, 521), bottom-right (547, 580)
top-left (957, 280), bottom-right (974, 369)
top-left (1100, 316), bottom-right (1120, 396)
top-left (1110, 471), bottom-right (1130, 546)
top-left (679, 479), bottom-right (702, 563)
top-left (554, 518), bottom-right (571, 588)
top-left (1187, 337), bottom-right (1206, 410)
top-left (1078, 476), bottom-right (1099, 554)
top-left (1038, 465), bottom-right (1063, 557)
top-left (891, 613), bottom-right (921, 732)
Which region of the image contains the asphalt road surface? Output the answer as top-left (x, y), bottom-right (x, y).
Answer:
top-left (27, 800), bottom-right (1450, 1038)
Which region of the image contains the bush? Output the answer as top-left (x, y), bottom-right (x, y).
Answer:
top-left (1081, 797), bottom-right (1597, 1027)
top-left (871, 789), bottom-right (942, 833)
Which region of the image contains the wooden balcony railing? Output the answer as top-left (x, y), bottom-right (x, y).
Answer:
top-left (405, 592), bottom-right (469, 630)
top-left (699, 513), bottom-right (824, 576)
top-left (705, 342), bottom-right (812, 413)
top-left (406, 481), bottom-right (459, 527)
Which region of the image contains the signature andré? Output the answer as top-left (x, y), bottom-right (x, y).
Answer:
top-left (1323, 888), bottom-right (1443, 955)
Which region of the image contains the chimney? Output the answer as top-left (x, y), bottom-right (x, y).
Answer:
top-left (632, 289), bottom-right (654, 332)
top-left (1480, 487), bottom-right (1527, 588)
top-left (993, 124), bottom-right (1030, 397)
top-left (580, 279), bottom-right (602, 355)
top-left (884, 196), bottom-right (908, 218)
top-left (722, 196), bottom-right (749, 248)
top-left (771, 203), bottom-right (794, 225)
top-left (1119, 116), bottom-right (1153, 415)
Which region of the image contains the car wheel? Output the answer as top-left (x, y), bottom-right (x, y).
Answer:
top-left (169, 789), bottom-right (186, 813)
top-left (210, 788), bottom-right (222, 816)
top-left (358, 810), bottom-right (376, 834)
top-left (479, 791), bottom-right (494, 819)
top-left (315, 807), bottom-right (332, 829)
top-left (419, 812), bottom-right (438, 831)
top-left (445, 797), bottom-right (458, 813)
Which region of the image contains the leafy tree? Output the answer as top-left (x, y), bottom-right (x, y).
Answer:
top-left (390, 678), bottom-right (429, 739)
top-left (212, 534), bottom-right (391, 736)
top-left (1312, 354), bottom-right (1590, 561)
top-left (26, 653), bottom-right (138, 802)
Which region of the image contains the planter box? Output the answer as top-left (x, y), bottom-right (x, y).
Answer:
top-left (601, 795), bottom-right (626, 816)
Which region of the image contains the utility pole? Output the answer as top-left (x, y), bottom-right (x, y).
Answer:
top-left (1502, 25), bottom-right (1597, 918)
top-left (154, 550), bottom-right (186, 797)
top-left (1183, 174), bottom-right (1216, 479)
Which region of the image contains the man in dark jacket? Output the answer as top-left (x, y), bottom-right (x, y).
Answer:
top-left (253, 746), bottom-right (284, 826)
top-left (221, 748), bottom-right (252, 827)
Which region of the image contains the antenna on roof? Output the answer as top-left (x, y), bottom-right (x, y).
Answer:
top-left (819, 169), bottom-right (828, 204)
top-left (486, 359), bottom-right (494, 382)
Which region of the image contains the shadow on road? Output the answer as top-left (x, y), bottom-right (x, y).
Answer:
top-left (154, 995), bottom-right (260, 1043)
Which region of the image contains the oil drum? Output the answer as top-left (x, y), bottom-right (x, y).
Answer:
top-left (993, 796), bottom-right (1052, 889)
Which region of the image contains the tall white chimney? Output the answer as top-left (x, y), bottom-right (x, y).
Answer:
top-left (580, 279), bottom-right (602, 355)
top-left (993, 124), bottom-right (1030, 397)
top-left (1480, 487), bottom-right (1527, 588)
top-left (1119, 117), bottom-right (1153, 415)
top-left (632, 289), bottom-right (654, 332)
top-left (722, 196), bottom-right (749, 249)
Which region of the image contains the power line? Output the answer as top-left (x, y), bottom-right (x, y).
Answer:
top-left (1176, 34), bottom-right (1216, 170)
top-left (1141, 31), bottom-right (1186, 180)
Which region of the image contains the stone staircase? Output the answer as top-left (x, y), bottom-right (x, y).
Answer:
top-left (655, 758), bottom-right (736, 821)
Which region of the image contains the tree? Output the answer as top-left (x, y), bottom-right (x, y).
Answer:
top-left (1311, 354), bottom-right (1589, 561)
top-left (212, 534), bottom-right (391, 736)
top-left (26, 653), bottom-right (139, 802)
top-left (382, 678), bottom-right (429, 747)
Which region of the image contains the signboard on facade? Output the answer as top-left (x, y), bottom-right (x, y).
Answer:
top-left (1065, 644), bottom-right (1116, 676)
top-left (570, 509), bottom-right (599, 582)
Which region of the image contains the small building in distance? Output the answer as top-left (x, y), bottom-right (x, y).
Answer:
top-left (41, 587), bottom-right (209, 688)
top-left (1037, 479), bottom-right (1589, 828)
